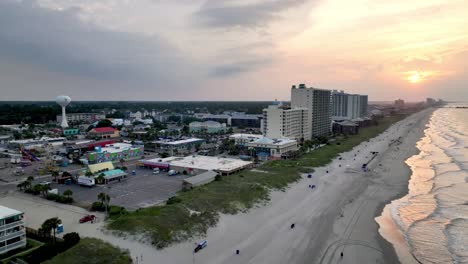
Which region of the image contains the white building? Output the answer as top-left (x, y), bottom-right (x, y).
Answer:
top-left (129, 111), bottom-right (142, 119)
top-left (189, 121), bottom-right (226, 134)
top-left (0, 206), bottom-right (26, 254)
top-left (57, 113), bottom-right (105, 124)
top-left (229, 133), bottom-right (263, 146)
top-left (262, 103), bottom-right (310, 141)
top-left (291, 84), bottom-right (332, 138)
top-left (245, 137), bottom-right (299, 160)
top-left (142, 155), bottom-right (252, 175)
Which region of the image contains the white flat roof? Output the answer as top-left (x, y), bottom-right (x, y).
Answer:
top-left (0, 205), bottom-right (22, 219)
top-left (229, 133), bottom-right (263, 139)
top-left (146, 155), bottom-right (252, 173)
top-left (154, 138), bottom-right (204, 145)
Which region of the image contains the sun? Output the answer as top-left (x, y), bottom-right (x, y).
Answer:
top-left (408, 71), bottom-right (422, 83)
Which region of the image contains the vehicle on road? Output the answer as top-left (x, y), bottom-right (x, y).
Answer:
top-left (78, 176), bottom-right (95, 187)
top-left (194, 240), bottom-right (207, 253)
top-left (79, 215), bottom-right (96, 223)
top-left (39, 181), bottom-right (51, 186)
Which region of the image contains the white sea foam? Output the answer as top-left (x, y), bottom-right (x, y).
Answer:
top-left (385, 105), bottom-right (468, 263)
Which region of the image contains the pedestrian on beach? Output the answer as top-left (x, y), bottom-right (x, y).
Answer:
top-left (340, 252), bottom-right (343, 258)
top-left (236, 249), bottom-right (240, 255)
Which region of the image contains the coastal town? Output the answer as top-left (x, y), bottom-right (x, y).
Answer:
top-left (0, 84), bottom-right (444, 263)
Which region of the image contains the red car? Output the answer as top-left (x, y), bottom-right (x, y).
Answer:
top-left (79, 215), bottom-right (96, 223)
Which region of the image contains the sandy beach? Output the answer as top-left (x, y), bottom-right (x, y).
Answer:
top-left (0, 109), bottom-right (433, 264)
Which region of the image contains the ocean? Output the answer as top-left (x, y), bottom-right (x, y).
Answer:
top-left (381, 104), bottom-right (468, 264)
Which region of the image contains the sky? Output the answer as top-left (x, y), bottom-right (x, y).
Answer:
top-left (1, 0), bottom-right (467, 101)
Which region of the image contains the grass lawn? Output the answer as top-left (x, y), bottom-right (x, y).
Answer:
top-left (108, 113), bottom-right (411, 248)
top-left (43, 238), bottom-right (131, 264)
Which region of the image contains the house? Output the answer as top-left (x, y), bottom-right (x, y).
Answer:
top-left (88, 127), bottom-right (119, 139)
top-left (0, 206), bottom-right (26, 254)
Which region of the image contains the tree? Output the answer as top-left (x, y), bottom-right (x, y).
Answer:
top-left (40, 184), bottom-right (51, 197)
top-left (96, 119), bottom-right (113, 128)
top-left (26, 176), bottom-right (34, 188)
top-left (51, 170), bottom-right (59, 182)
top-left (63, 189), bottom-right (73, 198)
top-left (42, 217), bottom-right (62, 244)
top-left (98, 192), bottom-right (111, 217)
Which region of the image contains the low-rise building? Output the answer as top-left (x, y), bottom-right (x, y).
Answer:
top-left (88, 127), bottom-right (120, 139)
top-left (0, 206), bottom-right (26, 255)
top-left (63, 128), bottom-right (80, 136)
top-left (153, 138), bottom-right (205, 156)
top-left (332, 120), bottom-right (359, 135)
top-left (57, 113), bottom-right (105, 124)
top-left (86, 143), bottom-right (144, 164)
top-left (245, 137), bottom-right (298, 161)
top-left (183, 170), bottom-right (218, 189)
top-left (141, 155), bottom-right (252, 176)
top-left (189, 121), bottom-right (226, 134)
top-left (229, 133), bottom-right (263, 146)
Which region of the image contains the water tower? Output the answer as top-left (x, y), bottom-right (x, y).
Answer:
top-left (56, 95), bottom-right (71, 128)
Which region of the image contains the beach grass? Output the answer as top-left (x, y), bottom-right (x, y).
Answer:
top-left (107, 113), bottom-right (409, 248)
top-left (43, 238), bottom-right (132, 264)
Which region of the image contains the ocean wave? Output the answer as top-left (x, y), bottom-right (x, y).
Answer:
top-left (385, 106), bottom-right (468, 264)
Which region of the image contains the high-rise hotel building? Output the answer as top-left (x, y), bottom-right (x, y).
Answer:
top-left (331, 90), bottom-right (368, 120)
top-left (291, 84), bottom-right (332, 138)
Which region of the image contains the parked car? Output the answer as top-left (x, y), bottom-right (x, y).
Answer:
top-left (79, 215), bottom-right (96, 223)
top-left (194, 240), bottom-right (207, 253)
top-left (39, 181), bottom-right (51, 186)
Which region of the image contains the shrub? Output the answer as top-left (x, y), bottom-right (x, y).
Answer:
top-left (25, 187), bottom-right (40, 195)
top-left (91, 201), bottom-right (105, 211)
top-left (214, 175), bottom-right (222, 181)
top-left (63, 232), bottom-right (80, 248)
top-left (166, 196), bottom-right (182, 205)
top-left (55, 195), bottom-right (73, 204)
top-left (46, 193), bottom-right (59, 201)
top-left (109, 206), bottom-right (127, 217)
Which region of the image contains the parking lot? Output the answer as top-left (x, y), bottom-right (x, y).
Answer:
top-left (42, 166), bottom-right (188, 211)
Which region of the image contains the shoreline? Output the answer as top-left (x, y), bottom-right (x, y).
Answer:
top-left (373, 109), bottom-right (432, 264)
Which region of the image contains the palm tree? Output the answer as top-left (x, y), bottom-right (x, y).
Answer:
top-left (51, 170), bottom-right (59, 182)
top-left (40, 184), bottom-right (51, 197)
top-left (98, 192), bottom-right (111, 217)
top-left (43, 217), bottom-right (62, 244)
top-left (63, 189), bottom-right (73, 198)
top-left (26, 176), bottom-right (34, 189)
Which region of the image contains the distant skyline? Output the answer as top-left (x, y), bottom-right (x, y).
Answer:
top-left (1, 0), bottom-right (467, 101)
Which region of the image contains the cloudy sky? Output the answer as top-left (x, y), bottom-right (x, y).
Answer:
top-left (1, 0), bottom-right (467, 101)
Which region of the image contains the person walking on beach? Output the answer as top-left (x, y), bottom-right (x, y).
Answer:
top-left (340, 252), bottom-right (343, 258)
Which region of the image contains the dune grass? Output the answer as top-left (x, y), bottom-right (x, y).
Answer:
top-left (107, 113), bottom-right (410, 248)
top-left (43, 238), bottom-right (131, 264)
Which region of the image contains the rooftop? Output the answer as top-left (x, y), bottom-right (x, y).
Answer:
top-left (248, 137), bottom-right (297, 146)
top-left (91, 127), bottom-right (116, 133)
top-left (154, 138), bottom-right (204, 145)
top-left (146, 155), bottom-right (252, 173)
top-left (229, 133), bottom-right (263, 139)
top-left (0, 205), bottom-right (23, 219)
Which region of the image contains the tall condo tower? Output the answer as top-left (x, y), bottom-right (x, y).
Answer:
top-left (56, 95), bottom-right (71, 128)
